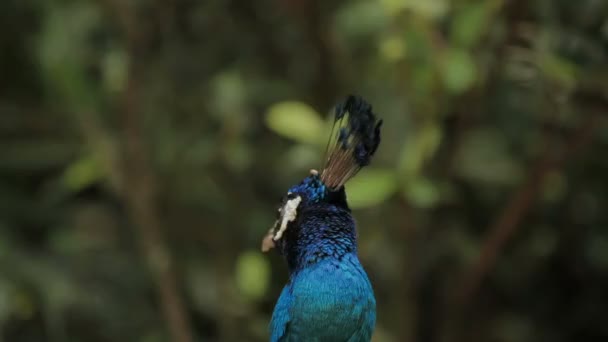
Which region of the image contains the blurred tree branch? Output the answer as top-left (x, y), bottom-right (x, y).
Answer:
top-left (100, 1), bottom-right (193, 342)
top-left (458, 88), bottom-right (607, 304)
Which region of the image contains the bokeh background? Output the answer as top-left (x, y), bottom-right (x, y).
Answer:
top-left (2, 0), bottom-right (608, 341)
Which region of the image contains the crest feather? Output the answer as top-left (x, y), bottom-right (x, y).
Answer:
top-left (320, 95), bottom-right (382, 189)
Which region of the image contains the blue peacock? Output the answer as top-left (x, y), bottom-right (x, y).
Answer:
top-left (262, 95), bottom-right (382, 342)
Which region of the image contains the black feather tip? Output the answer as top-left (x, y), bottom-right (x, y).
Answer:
top-left (320, 95), bottom-right (382, 189)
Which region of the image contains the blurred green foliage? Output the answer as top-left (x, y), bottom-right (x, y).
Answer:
top-left (1, 0), bottom-right (608, 341)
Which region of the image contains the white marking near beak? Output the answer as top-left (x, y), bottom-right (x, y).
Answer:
top-left (273, 195), bottom-right (302, 241)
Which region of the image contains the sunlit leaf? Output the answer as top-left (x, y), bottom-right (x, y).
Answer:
top-left (379, 0), bottom-right (407, 16)
top-left (441, 49), bottom-right (477, 94)
top-left (63, 155), bottom-right (104, 191)
top-left (380, 36), bottom-right (407, 61)
top-left (451, 3), bottom-right (490, 47)
top-left (265, 101), bottom-right (324, 144)
top-left (346, 169), bottom-right (398, 209)
top-left (235, 251), bottom-right (270, 301)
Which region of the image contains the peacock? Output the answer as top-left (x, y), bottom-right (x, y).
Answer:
top-left (262, 95), bottom-right (382, 342)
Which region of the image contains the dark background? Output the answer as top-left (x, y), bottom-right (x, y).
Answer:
top-left (1, 0), bottom-right (608, 341)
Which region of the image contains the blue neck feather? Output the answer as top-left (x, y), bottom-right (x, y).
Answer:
top-left (288, 206), bottom-right (356, 273)
top-left (277, 180), bottom-right (355, 273)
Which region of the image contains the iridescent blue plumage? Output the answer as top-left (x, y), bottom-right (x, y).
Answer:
top-left (287, 175), bottom-right (326, 203)
top-left (263, 95), bottom-right (382, 342)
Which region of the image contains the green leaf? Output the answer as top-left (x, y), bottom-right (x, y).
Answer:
top-left (398, 123), bottom-right (442, 177)
top-left (539, 53), bottom-right (577, 88)
top-left (379, 36), bottom-right (407, 61)
top-left (346, 169), bottom-right (397, 209)
top-left (63, 155), bottom-right (104, 191)
top-left (211, 71), bottom-right (246, 117)
top-left (441, 49), bottom-right (477, 94)
top-left (451, 3), bottom-right (489, 47)
top-left (334, 1), bottom-right (388, 38)
top-left (404, 177), bottom-right (440, 208)
top-left (38, 4), bottom-right (101, 110)
top-left (235, 251), bottom-right (270, 301)
top-left (102, 49), bottom-right (128, 93)
top-left (381, 0), bottom-right (448, 19)
top-left (265, 101), bottom-right (325, 144)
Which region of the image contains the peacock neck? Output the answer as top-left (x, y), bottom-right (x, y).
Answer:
top-left (283, 205), bottom-right (358, 274)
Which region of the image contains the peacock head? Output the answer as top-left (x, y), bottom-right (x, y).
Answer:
top-left (262, 95), bottom-right (382, 252)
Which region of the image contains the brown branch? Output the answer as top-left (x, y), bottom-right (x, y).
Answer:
top-left (458, 98), bottom-right (604, 304)
top-left (121, 71), bottom-right (193, 342)
top-left (100, 1), bottom-right (194, 341)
